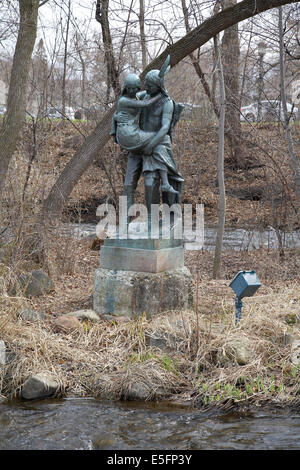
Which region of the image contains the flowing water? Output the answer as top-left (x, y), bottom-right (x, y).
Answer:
top-left (0, 398), bottom-right (299, 450)
top-left (60, 223), bottom-right (300, 251)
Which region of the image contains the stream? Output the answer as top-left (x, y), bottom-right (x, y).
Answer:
top-left (0, 398), bottom-right (300, 450)
top-left (60, 223), bottom-right (300, 251)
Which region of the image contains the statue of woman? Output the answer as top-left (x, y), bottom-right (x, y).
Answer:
top-left (111, 74), bottom-right (178, 194)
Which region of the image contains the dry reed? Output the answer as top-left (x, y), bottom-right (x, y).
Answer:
top-left (0, 276), bottom-right (299, 408)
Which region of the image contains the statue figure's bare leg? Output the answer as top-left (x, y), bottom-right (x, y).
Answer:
top-left (144, 170), bottom-right (160, 227)
top-left (159, 170), bottom-right (179, 194)
top-left (123, 153), bottom-right (143, 223)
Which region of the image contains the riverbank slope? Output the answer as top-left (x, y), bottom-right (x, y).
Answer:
top-left (0, 247), bottom-right (299, 408)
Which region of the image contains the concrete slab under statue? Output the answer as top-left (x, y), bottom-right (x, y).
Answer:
top-left (100, 219), bottom-right (184, 273)
top-left (93, 55), bottom-right (194, 317)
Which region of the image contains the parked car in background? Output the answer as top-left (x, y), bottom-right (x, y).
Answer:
top-left (0, 104), bottom-right (6, 115)
top-left (45, 107), bottom-right (62, 119)
top-left (65, 107), bottom-right (75, 119)
top-left (44, 106), bottom-right (75, 119)
top-left (240, 100), bottom-right (298, 122)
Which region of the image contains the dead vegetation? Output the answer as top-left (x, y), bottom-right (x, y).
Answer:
top-left (0, 119), bottom-right (299, 408)
top-left (0, 243), bottom-right (299, 408)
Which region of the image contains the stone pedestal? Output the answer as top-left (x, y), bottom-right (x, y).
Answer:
top-left (93, 221), bottom-right (194, 317)
top-left (94, 266), bottom-right (194, 317)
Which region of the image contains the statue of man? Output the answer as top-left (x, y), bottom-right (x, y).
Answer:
top-left (118, 56), bottom-right (184, 221)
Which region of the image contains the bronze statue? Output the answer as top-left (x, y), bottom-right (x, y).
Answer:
top-left (111, 55), bottom-right (184, 222)
top-left (111, 73), bottom-right (177, 194)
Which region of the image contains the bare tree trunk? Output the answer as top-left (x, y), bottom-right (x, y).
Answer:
top-left (116, 0), bottom-right (134, 71)
top-left (34, 38), bottom-right (49, 116)
top-left (74, 32), bottom-right (86, 109)
top-left (80, 55), bottom-right (86, 110)
top-left (278, 6), bottom-right (300, 205)
top-left (213, 36), bottom-right (226, 279)
top-left (62, 0), bottom-right (71, 119)
top-left (0, 0), bottom-right (39, 204)
top-left (221, 0), bottom-right (241, 168)
top-left (42, 0), bottom-right (295, 220)
top-left (239, 20), bottom-right (254, 108)
top-left (139, 0), bottom-right (147, 70)
top-left (95, 0), bottom-right (121, 104)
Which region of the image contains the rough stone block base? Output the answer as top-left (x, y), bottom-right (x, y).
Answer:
top-left (93, 266), bottom-right (194, 317)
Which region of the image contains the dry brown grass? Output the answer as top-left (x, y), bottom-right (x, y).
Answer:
top-left (1, 246), bottom-right (299, 407)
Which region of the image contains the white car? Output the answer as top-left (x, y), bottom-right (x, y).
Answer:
top-left (0, 104), bottom-right (6, 115)
top-left (45, 106), bottom-right (75, 119)
top-left (240, 100), bottom-right (298, 122)
top-left (65, 107), bottom-right (75, 119)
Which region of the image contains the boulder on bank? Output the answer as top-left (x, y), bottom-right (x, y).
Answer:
top-left (126, 382), bottom-right (152, 401)
top-left (18, 308), bottom-right (46, 322)
top-left (64, 309), bottom-right (100, 322)
top-left (11, 270), bottom-right (54, 297)
top-left (291, 339), bottom-right (300, 366)
top-left (232, 341), bottom-right (252, 365)
top-left (21, 372), bottom-right (60, 400)
top-left (146, 332), bottom-right (181, 351)
top-left (126, 381), bottom-right (169, 401)
top-left (218, 340), bottom-right (252, 366)
top-left (53, 315), bottom-right (82, 333)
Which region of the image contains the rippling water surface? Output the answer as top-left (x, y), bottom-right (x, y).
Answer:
top-left (0, 398), bottom-right (299, 450)
top-left (60, 223), bottom-right (300, 251)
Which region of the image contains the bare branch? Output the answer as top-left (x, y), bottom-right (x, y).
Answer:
top-left (39, 0), bottom-right (51, 7)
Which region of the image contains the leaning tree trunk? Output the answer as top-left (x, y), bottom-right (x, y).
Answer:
top-left (42, 0), bottom-right (297, 220)
top-left (221, 0), bottom-right (241, 168)
top-left (0, 0), bottom-right (39, 204)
